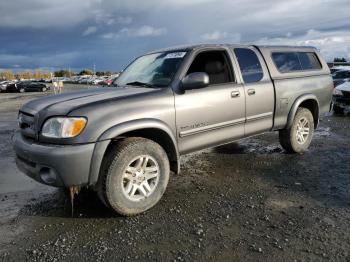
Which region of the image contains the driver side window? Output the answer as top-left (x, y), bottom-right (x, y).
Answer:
top-left (186, 50), bottom-right (234, 85)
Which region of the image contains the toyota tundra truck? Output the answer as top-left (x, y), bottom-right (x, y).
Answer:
top-left (13, 44), bottom-right (333, 215)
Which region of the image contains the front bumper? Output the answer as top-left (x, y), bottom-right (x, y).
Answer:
top-left (333, 95), bottom-right (350, 108)
top-left (13, 131), bottom-right (95, 187)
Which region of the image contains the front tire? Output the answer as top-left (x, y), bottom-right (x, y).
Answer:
top-left (97, 137), bottom-right (170, 216)
top-left (279, 107), bottom-right (314, 153)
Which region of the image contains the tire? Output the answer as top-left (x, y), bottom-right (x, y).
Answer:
top-left (279, 107), bottom-right (314, 154)
top-left (19, 88), bottom-right (25, 93)
top-left (97, 137), bottom-right (170, 216)
top-left (333, 105), bottom-right (344, 115)
top-left (41, 87), bottom-right (47, 92)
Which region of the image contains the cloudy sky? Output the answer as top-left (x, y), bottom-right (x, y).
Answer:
top-left (0, 0), bottom-right (349, 72)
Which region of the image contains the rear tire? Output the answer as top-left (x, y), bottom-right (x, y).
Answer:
top-left (19, 88), bottom-right (25, 93)
top-left (41, 87), bottom-right (47, 92)
top-left (279, 107), bottom-right (314, 154)
top-left (333, 105), bottom-right (344, 115)
top-left (97, 137), bottom-right (170, 216)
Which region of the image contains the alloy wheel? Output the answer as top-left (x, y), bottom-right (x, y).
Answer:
top-left (121, 155), bottom-right (160, 201)
top-left (296, 117), bottom-right (310, 144)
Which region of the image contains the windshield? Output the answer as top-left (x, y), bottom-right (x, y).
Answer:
top-left (115, 51), bottom-right (186, 87)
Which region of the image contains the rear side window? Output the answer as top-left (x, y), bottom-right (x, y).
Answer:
top-left (272, 52), bottom-right (322, 73)
top-left (298, 52), bottom-right (322, 70)
top-left (272, 52), bottom-right (302, 72)
top-left (234, 48), bottom-right (263, 83)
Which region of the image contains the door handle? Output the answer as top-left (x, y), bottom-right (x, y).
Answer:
top-left (247, 89), bottom-right (256, 96)
top-left (231, 90), bottom-right (240, 98)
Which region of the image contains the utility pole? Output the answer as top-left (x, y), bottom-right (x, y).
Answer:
top-left (93, 63), bottom-right (96, 76)
top-left (50, 67), bottom-right (53, 81)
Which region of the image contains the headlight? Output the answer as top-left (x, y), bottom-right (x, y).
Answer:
top-left (41, 117), bottom-right (87, 138)
top-left (333, 88), bottom-right (343, 96)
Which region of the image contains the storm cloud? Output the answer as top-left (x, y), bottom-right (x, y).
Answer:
top-left (0, 0), bottom-right (349, 71)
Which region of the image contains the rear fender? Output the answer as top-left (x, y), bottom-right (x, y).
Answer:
top-left (286, 94), bottom-right (319, 129)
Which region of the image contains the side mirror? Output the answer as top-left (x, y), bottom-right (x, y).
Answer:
top-left (181, 72), bottom-right (209, 90)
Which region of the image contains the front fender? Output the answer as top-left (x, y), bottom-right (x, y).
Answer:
top-left (98, 118), bottom-right (178, 146)
top-left (88, 119), bottom-right (179, 185)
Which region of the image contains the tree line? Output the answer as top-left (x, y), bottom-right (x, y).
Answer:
top-left (0, 69), bottom-right (51, 80)
top-left (53, 69), bottom-right (117, 77)
top-left (333, 58), bottom-right (348, 63)
top-left (0, 69), bottom-right (119, 80)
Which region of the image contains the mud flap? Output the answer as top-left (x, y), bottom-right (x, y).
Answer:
top-left (69, 186), bottom-right (81, 217)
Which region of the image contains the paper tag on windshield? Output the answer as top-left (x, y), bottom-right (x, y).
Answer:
top-left (165, 52), bottom-right (186, 59)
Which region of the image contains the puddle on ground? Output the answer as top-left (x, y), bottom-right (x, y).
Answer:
top-left (314, 126), bottom-right (331, 138)
top-left (266, 198), bottom-right (299, 209)
top-left (214, 139), bottom-right (283, 155)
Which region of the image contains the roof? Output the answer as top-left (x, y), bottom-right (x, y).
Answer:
top-left (146, 44), bottom-right (229, 54)
top-left (146, 43), bottom-right (317, 54)
top-left (255, 45), bottom-right (316, 49)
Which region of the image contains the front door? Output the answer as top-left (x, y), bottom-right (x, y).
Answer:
top-left (175, 49), bottom-right (246, 154)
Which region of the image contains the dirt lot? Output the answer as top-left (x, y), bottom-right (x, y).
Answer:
top-left (0, 85), bottom-right (350, 261)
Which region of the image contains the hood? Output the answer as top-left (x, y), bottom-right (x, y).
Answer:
top-left (336, 82), bottom-right (350, 92)
top-left (21, 86), bottom-right (159, 116)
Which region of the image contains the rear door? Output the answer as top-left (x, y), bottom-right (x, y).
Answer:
top-left (233, 47), bottom-right (274, 136)
top-left (175, 48), bottom-right (246, 154)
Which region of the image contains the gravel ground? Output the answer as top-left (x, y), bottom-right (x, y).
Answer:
top-left (0, 85), bottom-right (350, 261)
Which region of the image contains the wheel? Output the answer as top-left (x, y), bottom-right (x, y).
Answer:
top-left (333, 104), bottom-right (344, 115)
top-left (19, 88), bottom-right (25, 93)
top-left (41, 87), bottom-right (47, 92)
top-left (279, 107), bottom-right (314, 153)
top-left (97, 137), bottom-right (170, 216)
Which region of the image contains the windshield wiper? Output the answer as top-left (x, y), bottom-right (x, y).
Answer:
top-left (126, 81), bottom-right (155, 88)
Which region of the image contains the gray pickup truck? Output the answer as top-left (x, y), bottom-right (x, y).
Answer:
top-left (13, 44), bottom-right (333, 215)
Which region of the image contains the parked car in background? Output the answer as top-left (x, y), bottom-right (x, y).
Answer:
top-left (331, 66), bottom-right (350, 72)
top-left (0, 80), bottom-right (15, 92)
top-left (332, 69), bottom-right (350, 87)
top-left (6, 81), bottom-right (48, 93)
top-left (78, 77), bottom-right (90, 84)
top-left (91, 77), bottom-right (107, 85)
top-left (103, 76), bottom-right (118, 86)
top-left (87, 77), bottom-right (98, 85)
top-left (330, 68), bottom-right (342, 74)
top-left (333, 81), bottom-right (350, 114)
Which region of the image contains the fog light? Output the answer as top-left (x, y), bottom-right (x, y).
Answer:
top-left (40, 167), bottom-right (57, 184)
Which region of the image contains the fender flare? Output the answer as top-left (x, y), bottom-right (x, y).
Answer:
top-left (89, 119), bottom-right (179, 185)
top-left (98, 118), bottom-right (178, 144)
top-left (286, 94), bottom-right (319, 129)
